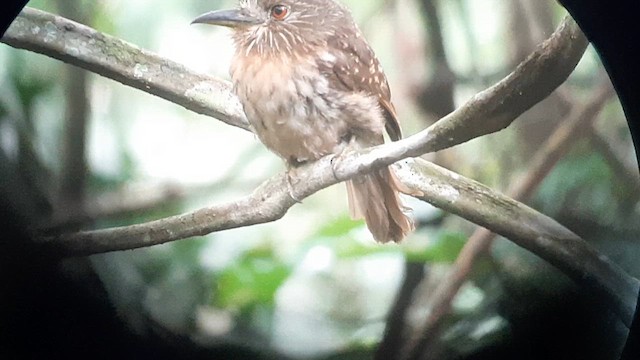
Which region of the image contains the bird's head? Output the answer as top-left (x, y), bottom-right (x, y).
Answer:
top-left (192, 0), bottom-right (353, 56)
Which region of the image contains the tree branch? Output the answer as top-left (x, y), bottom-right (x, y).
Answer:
top-left (35, 171), bottom-right (297, 256)
top-left (396, 158), bottom-right (638, 327)
top-left (1, 7), bottom-right (250, 131)
top-left (375, 261), bottom-right (427, 360)
top-left (4, 8), bottom-right (636, 325)
top-left (3, 8), bottom-right (586, 153)
top-left (22, 7), bottom-right (588, 253)
top-left (417, 0), bottom-right (456, 118)
top-left (403, 82), bottom-right (617, 359)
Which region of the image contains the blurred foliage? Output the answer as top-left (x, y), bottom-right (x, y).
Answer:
top-left (406, 232), bottom-right (467, 263)
top-left (139, 238), bottom-right (210, 283)
top-left (536, 140), bottom-right (628, 225)
top-left (8, 54), bottom-right (54, 122)
top-left (215, 244), bottom-right (291, 313)
top-left (308, 214), bottom-right (467, 263)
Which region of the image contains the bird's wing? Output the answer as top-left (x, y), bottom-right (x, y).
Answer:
top-left (319, 33), bottom-right (402, 141)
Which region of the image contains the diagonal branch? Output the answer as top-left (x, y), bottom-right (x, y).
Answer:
top-left (35, 156), bottom-right (640, 325)
top-left (3, 8), bottom-right (586, 153)
top-left (36, 172), bottom-right (297, 256)
top-left (19, 10), bottom-right (588, 255)
top-left (395, 158), bottom-right (638, 327)
top-left (5, 8), bottom-right (637, 325)
top-left (1, 7), bottom-right (250, 131)
top-left (403, 82), bottom-right (618, 359)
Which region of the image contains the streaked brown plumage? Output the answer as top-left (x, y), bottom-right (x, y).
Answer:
top-left (193, 0), bottom-right (413, 242)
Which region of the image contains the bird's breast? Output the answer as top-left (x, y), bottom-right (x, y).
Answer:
top-left (231, 54), bottom-right (349, 164)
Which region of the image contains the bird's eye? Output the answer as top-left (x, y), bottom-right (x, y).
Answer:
top-left (270, 4), bottom-right (289, 20)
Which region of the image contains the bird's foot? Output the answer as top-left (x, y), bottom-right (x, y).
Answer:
top-left (329, 153), bottom-right (341, 181)
top-left (285, 168), bottom-right (303, 203)
top-left (330, 142), bottom-right (358, 181)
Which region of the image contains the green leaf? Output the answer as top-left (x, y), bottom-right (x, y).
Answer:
top-left (308, 214), bottom-right (400, 259)
top-left (215, 245), bottom-right (291, 313)
top-left (317, 214), bottom-right (363, 238)
top-left (535, 144), bottom-right (630, 224)
top-left (406, 232), bottom-right (467, 263)
top-left (333, 238), bottom-right (394, 259)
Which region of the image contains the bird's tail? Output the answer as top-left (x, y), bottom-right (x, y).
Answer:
top-left (346, 167), bottom-right (414, 243)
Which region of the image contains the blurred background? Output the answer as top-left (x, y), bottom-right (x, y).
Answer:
top-left (1, 0), bottom-right (639, 359)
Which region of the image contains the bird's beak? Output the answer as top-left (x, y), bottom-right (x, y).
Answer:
top-left (191, 9), bottom-right (261, 28)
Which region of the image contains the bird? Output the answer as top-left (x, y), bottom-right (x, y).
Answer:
top-left (193, 0), bottom-right (413, 243)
